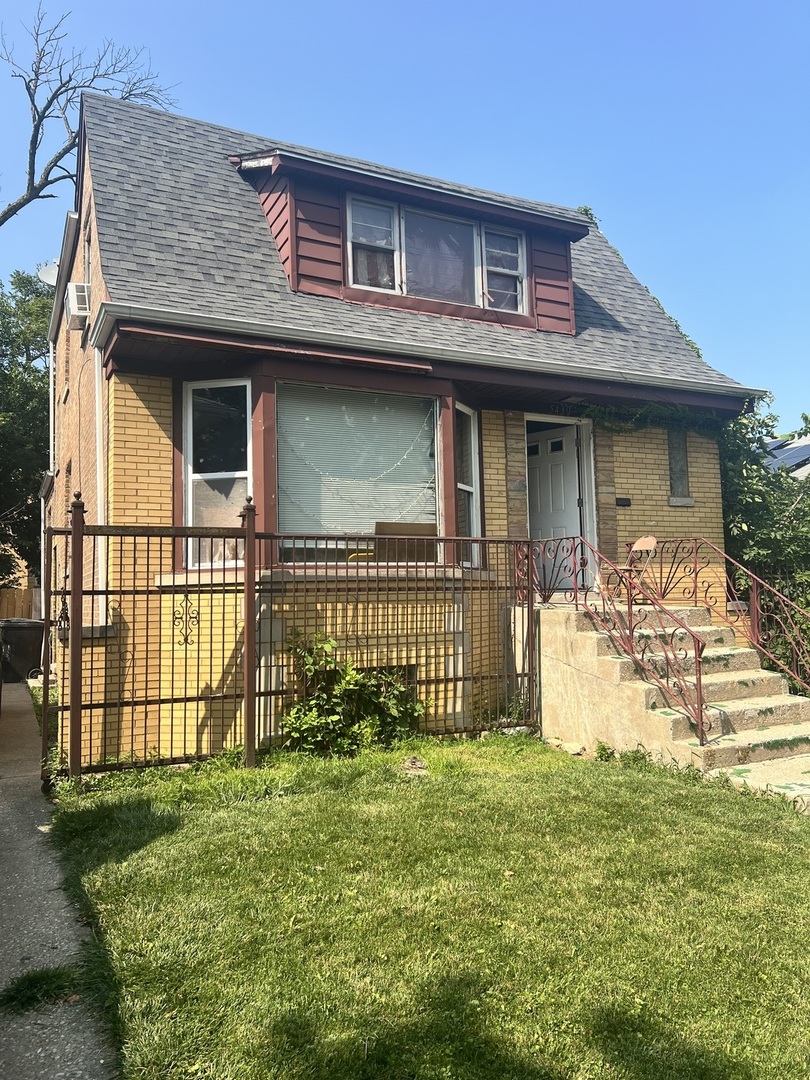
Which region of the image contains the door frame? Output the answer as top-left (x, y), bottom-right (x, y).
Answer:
top-left (524, 414), bottom-right (597, 547)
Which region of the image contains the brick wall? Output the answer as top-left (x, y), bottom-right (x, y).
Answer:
top-left (610, 427), bottom-right (725, 555)
top-left (108, 375), bottom-right (174, 525)
top-left (480, 410), bottom-right (528, 538)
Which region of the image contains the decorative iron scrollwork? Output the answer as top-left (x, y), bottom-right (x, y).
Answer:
top-left (173, 593), bottom-right (200, 647)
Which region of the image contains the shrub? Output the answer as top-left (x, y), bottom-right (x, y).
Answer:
top-left (282, 633), bottom-right (426, 756)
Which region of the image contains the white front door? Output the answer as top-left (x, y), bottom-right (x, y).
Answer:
top-left (527, 426), bottom-right (582, 540)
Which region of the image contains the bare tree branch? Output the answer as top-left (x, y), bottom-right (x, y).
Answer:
top-left (0, 4), bottom-right (176, 228)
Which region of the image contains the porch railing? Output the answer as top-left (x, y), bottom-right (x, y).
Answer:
top-left (630, 537), bottom-right (810, 696)
top-left (518, 535), bottom-right (711, 744)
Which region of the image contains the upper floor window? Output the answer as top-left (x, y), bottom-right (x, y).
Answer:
top-left (348, 197), bottom-right (525, 312)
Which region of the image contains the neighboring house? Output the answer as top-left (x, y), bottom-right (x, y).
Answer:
top-left (47, 94), bottom-right (781, 771)
top-left (766, 433), bottom-right (810, 480)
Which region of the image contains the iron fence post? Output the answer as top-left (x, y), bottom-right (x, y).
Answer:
top-left (241, 498), bottom-right (257, 768)
top-left (525, 541), bottom-right (538, 731)
top-left (40, 529), bottom-right (54, 781)
top-left (68, 494), bottom-right (85, 778)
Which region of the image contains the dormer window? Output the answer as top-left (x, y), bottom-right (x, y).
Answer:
top-left (348, 197), bottom-right (526, 313)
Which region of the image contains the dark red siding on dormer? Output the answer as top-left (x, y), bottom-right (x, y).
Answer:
top-left (533, 235), bottom-right (576, 335)
top-left (256, 172), bottom-right (293, 285)
top-left (293, 183), bottom-right (344, 295)
top-left (253, 171), bottom-right (578, 334)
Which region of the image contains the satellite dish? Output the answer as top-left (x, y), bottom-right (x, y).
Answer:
top-left (37, 262), bottom-right (59, 287)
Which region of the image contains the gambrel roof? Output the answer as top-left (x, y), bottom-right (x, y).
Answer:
top-left (77, 94), bottom-right (757, 402)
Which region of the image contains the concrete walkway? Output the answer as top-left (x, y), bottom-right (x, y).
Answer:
top-left (0, 683), bottom-right (114, 1079)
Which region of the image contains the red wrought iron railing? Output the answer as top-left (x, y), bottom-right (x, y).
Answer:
top-left (631, 537), bottom-right (810, 697)
top-left (517, 535), bottom-right (711, 744)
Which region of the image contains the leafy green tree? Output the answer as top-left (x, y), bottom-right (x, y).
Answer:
top-left (719, 396), bottom-right (810, 573)
top-left (0, 270), bottom-right (51, 583)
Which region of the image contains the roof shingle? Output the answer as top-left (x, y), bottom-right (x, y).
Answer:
top-left (81, 94), bottom-right (754, 400)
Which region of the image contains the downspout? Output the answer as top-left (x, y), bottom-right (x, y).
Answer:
top-left (94, 346), bottom-right (107, 624)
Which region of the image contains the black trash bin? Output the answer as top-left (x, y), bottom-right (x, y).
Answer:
top-left (0, 618), bottom-right (45, 682)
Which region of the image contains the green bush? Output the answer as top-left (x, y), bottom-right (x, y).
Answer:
top-left (282, 633), bottom-right (426, 756)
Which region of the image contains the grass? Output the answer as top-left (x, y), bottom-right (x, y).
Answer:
top-left (49, 738), bottom-right (810, 1079)
top-left (0, 965), bottom-right (80, 1012)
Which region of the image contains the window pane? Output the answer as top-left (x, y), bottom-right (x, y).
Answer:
top-left (485, 232), bottom-right (520, 272)
top-left (191, 476), bottom-right (247, 526)
top-left (456, 486), bottom-right (473, 537)
top-left (277, 385), bottom-right (436, 533)
top-left (353, 246), bottom-right (395, 290)
top-left (190, 477), bottom-right (246, 565)
top-left (403, 211), bottom-right (476, 305)
top-left (486, 271), bottom-right (519, 311)
top-left (192, 386), bottom-right (248, 473)
top-left (668, 429), bottom-right (690, 497)
top-left (351, 201), bottom-right (393, 247)
top-left (455, 409), bottom-right (473, 486)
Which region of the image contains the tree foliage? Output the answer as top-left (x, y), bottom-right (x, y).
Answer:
top-left (0, 5), bottom-right (175, 228)
top-left (0, 270), bottom-right (51, 582)
top-left (719, 397), bottom-right (810, 573)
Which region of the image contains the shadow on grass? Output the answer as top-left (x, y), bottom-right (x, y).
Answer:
top-left (586, 1003), bottom-right (753, 1080)
top-left (258, 978), bottom-right (753, 1080)
top-left (49, 796), bottom-right (182, 1047)
top-left (263, 973), bottom-right (567, 1079)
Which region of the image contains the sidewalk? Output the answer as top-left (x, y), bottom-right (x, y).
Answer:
top-left (0, 683), bottom-right (114, 1079)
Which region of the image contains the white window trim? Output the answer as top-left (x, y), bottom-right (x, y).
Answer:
top-left (347, 196), bottom-right (526, 313)
top-left (455, 403), bottom-right (482, 567)
top-left (183, 379), bottom-right (252, 564)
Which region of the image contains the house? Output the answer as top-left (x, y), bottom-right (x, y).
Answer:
top-left (49, 93), bottom-right (806, 775)
top-left (766, 433), bottom-right (810, 480)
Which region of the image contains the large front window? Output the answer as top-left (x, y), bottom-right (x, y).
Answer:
top-left (276, 384), bottom-right (437, 534)
top-left (349, 197), bottom-right (525, 312)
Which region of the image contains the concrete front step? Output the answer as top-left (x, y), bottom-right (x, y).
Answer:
top-left (592, 624), bottom-right (736, 657)
top-left (650, 645), bottom-right (761, 677)
top-left (684, 715), bottom-right (810, 770)
top-left (707, 754), bottom-right (810, 812)
top-left (645, 668), bottom-right (788, 711)
top-left (574, 605), bottom-right (714, 635)
top-left (693, 668), bottom-right (788, 704)
top-left (666, 692), bottom-right (810, 741)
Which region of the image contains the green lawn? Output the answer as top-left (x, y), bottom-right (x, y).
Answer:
top-left (50, 739), bottom-right (810, 1079)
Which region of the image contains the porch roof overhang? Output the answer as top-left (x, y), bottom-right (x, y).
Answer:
top-left (92, 302), bottom-right (760, 416)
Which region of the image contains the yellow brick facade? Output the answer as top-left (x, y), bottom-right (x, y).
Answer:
top-left (108, 375), bottom-right (174, 525)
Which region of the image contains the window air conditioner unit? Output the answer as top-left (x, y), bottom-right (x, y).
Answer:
top-left (65, 282), bottom-right (91, 330)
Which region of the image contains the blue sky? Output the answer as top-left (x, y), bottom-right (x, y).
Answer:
top-left (1, 0), bottom-right (807, 430)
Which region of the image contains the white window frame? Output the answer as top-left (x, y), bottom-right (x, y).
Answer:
top-left (455, 403), bottom-right (481, 566)
top-left (455, 403), bottom-right (481, 532)
top-left (483, 227), bottom-right (525, 314)
top-left (183, 378), bottom-right (252, 563)
top-left (347, 196), bottom-right (526, 313)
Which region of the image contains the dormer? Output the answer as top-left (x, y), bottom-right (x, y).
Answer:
top-left (232, 148), bottom-right (590, 335)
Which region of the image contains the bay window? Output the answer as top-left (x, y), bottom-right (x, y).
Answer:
top-left (348, 197), bottom-right (525, 313)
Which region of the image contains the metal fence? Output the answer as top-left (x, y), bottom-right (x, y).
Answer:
top-left (43, 497), bottom-right (540, 775)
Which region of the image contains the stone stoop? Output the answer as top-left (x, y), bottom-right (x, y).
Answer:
top-left (576, 603), bottom-right (810, 773)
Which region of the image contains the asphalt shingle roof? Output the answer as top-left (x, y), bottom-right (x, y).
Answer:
top-left (81, 94), bottom-right (753, 400)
